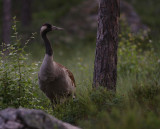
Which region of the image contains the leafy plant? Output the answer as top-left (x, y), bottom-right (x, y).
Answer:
top-left (118, 26), bottom-right (156, 75)
top-left (0, 17), bottom-right (42, 109)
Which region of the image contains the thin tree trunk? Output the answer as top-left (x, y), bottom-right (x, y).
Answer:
top-left (21, 0), bottom-right (32, 26)
top-left (93, 0), bottom-right (120, 91)
top-left (2, 0), bottom-right (11, 45)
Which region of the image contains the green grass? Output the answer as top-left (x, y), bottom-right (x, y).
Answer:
top-left (14, 19), bottom-right (160, 129)
top-left (29, 28), bottom-right (159, 129)
top-left (1, 0), bottom-right (160, 128)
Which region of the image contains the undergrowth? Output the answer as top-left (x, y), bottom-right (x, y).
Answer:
top-left (0, 18), bottom-right (160, 129)
top-left (51, 24), bottom-right (160, 129)
top-left (0, 18), bottom-right (43, 109)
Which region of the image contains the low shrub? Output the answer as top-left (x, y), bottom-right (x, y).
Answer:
top-left (0, 18), bottom-right (42, 109)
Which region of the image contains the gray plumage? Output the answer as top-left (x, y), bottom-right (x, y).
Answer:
top-left (38, 23), bottom-right (76, 109)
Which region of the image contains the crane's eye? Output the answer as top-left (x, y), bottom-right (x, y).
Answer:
top-left (47, 24), bottom-right (52, 29)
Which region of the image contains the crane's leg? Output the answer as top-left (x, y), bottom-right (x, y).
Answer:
top-left (50, 98), bottom-right (58, 112)
top-left (73, 93), bottom-right (76, 99)
top-left (50, 100), bottom-right (54, 111)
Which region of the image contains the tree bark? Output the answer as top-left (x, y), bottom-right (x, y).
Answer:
top-left (21, 0), bottom-right (32, 26)
top-left (93, 0), bottom-right (120, 91)
top-left (2, 0), bottom-right (11, 45)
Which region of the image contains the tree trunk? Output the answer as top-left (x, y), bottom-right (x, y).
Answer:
top-left (2, 0), bottom-right (11, 45)
top-left (21, 0), bottom-right (32, 26)
top-left (93, 0), bottom-right (120, 91)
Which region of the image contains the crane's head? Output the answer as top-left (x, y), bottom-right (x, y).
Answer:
top-left (40, 23), bottom-right (63, 35)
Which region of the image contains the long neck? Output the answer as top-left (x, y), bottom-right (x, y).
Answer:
top-left (42, 32), bottom-right (53, 56)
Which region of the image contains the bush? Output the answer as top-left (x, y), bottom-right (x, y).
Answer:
top-left (129, 78), bottom-right (160, 112)
top-left (50, 22), bottom-right (160, 128)
top-left (53, 87), bottom-right (123, 124)
top-left (118, 28), bottom-right (156, 75)
top-left (0, 18), bottom-right (42, 109)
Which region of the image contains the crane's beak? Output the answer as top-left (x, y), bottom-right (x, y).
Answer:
top-left (52, 26), bottom-right (64, 30)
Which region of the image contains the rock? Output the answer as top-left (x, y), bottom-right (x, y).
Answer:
top-left (120, 0), bottom-right (150, 35)
top-left (3, 121), bottom-right (23, 129)
top-left (0, 108), bottom-right (81, 129)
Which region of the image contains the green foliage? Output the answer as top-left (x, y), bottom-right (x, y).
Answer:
top-left (53, 87), bottom-right (123, 124)
top-left (0, 18), bottom-right (42, 109)
top-left (47, 21), bottom-right (160, 129)
top-left (129, 77), bottom-right (160, 112)
top-left (0, 0), bottom-right (160, 128)
top-left (1, 17), bottom-right (159, 128)
top-left (32, 0), bottom-right (83, 28)
top-left (118, 24), bottom-right (156, 75)
top-left (125, 0), bottom-right (160, 55)
top-left (80, 107), bottom-right (160, 129)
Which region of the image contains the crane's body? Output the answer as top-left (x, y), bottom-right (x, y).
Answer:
top-left (38, 23), bottom-right (76, 109)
